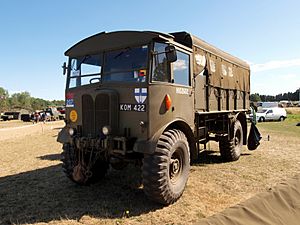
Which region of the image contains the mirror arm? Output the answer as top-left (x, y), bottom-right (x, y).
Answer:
top-left (62, 62), bottom-right (68, 75)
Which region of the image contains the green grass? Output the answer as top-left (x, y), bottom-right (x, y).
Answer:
top-left (286, 113), bottom-right (300, 123)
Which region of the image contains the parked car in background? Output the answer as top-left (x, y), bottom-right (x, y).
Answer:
top-left (257, 102), bottom-right (279, 108)
top-left (1, 112), bottom-right (16, 121)
top-left (56, 106), bottom-right (65, 120)
top-left (44, 107), bottom-right (63, 120)
top-left (251, 107), bottom-right (287, 122)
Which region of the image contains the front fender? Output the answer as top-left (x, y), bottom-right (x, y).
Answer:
top-left (133, 119), bottom-right (194, 155)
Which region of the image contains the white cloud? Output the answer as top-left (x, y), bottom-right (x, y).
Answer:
top-left (173, 59), bottom-right (187, 71)
top-left (251, 58), bottom-right (300, 72)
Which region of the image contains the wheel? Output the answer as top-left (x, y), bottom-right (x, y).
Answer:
top-left (258, 117), bottom-right (265, 122)
top-left (61, 144), bottom-right (109, 185)
top-left (219, 120), bottom-right (243, 162)
top-left (279, 116), bottom-right (285, 121)
top-left (142, 129), bottom-right (190, 205)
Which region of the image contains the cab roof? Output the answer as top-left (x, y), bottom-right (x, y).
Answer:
top-left (65, 31), bottom-right (173, 57)
top-left (65, 30), bottom-right (249, 69)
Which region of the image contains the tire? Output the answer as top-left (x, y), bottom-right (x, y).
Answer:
top-left (258, 117), bottom-right (265, 122)
top-left (219, 120), bottom-right (243, 162)
top-left (279, 116), bottom-right (285, 121)
top-left (61, 144), bottom-right (109, 185)
top-left (142, 129), bottom-right (190, 205)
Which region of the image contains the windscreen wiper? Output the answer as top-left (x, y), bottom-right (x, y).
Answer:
top-left (114, 47), bottom-right (131, 59)
top-left (77, 55), bottom-right (90, 70)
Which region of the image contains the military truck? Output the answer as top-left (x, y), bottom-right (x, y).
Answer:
top-left (58, 31), bottom-right (251, 205)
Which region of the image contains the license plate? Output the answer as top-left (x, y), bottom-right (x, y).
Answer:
top-left (119, 104), bottom-right (146, 112)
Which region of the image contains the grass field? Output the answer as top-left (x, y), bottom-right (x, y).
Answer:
top-left (0, 108), bottom-right (299, 225)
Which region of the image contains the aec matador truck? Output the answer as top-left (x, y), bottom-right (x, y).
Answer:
top-left (58, 31), bottom-right (251, 205)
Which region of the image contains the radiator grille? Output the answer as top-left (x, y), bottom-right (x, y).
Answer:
top-left (81, 92), bottom-right (117, 137)
top-left (95, 94), bottom-right (110, 133)
top-left (82, 94), bottom-right (95, 136)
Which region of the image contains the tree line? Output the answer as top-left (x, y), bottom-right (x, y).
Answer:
top-left (0, 87), bottom-right (64, 112)
top-left (250, 89), bottom-right (300, 102)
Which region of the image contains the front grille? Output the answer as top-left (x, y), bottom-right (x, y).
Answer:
top-left (82, 94), bottom-right (95, 136)
top-left (95, 94), bottom-right (110, 132)
top-left (81, 91), bottom-right (118, 137)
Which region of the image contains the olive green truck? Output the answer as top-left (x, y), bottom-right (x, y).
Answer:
top-left (58, 31), bottom-right (250, 205)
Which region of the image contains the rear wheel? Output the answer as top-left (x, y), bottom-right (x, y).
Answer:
top-left (142, 129), bottom-right (190, 205)
top-left (219, 120), bottom-right (243, 162)
top-left (61, 144), bottom-right (109, 185)
top-left (279, 116), bottom-right (285, 121)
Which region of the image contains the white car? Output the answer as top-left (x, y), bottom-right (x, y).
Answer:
top-left (255, 108), bottom-right (287, 122)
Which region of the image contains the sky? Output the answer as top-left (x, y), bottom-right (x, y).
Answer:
top-left (0, 0), bottom-right (300, 100)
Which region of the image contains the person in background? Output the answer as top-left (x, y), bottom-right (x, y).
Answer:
top-left (250, 103), bottom-right (257, 125)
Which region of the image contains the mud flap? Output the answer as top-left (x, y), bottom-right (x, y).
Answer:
top-left (247, 122), bottom-right (261, 150)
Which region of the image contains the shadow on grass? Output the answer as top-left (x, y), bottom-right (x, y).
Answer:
top-left (37, 153), bottom-right (62, 161)
top-left (195, 150), bottom-right (223, 165)
top-left (0, 164), bottom-right (162, 224)
top-left (194, 150), bottom-right (252, 165)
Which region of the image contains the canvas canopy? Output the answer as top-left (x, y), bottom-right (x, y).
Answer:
top-left (196, 174), bottom-right (300, 225)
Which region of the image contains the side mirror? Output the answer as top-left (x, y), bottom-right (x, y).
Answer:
top-left (165, 45), bottom-right (177, 63)
top-left (62, 62), bottom-right (67, 75)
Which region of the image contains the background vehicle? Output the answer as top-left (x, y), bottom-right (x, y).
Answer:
top-left (257, 102), bottom-right (279, 108)
top-left (44, 107), bottom-right (62, 120)
top-left (58, 30), bottom-right (252, 205)
top-left (56, 106), bottom-right (66, 120)
top-left (255, 107), bottom-right (287, 122)
top-left (1, 112), bottom-right (15, 121)
top-left (1, 109), bottom-right (30, 121)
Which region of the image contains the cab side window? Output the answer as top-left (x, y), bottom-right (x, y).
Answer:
top-left (152, 43), bottom-right (170, 82)
top-left (173, 51), bottom-right (190, 86)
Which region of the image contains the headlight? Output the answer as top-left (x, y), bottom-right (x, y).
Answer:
top-left (68, 128), bottom-right (75, 136)
top-left (102, 126), bottom-right (111, 135)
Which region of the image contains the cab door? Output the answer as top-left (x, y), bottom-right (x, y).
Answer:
top-left (265, 109), bottom-right (274, 121)
top-left (148, 43), bottom-right (194, 139)
top-left (170, 48), bottom-right (194, 127)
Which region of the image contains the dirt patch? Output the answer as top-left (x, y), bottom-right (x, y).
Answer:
top-left (0, 121), bottom-right (64, 141)
top-left (0, 120), bottom-right (299, 225)
top-left (0, 120), bottom-right (33, 129)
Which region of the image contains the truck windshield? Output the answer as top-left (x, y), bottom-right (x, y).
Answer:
top-left (69, 54), bottom-right (102, 88)
top-left (102, 45), bottom-right (148, 82)
top-left (68, 45), bottom-right (148, 88)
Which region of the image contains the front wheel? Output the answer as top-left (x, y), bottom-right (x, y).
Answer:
top-left (142, 129), bottom-right (190, 205)
top-left (219, 120), bottom-right (243, 162)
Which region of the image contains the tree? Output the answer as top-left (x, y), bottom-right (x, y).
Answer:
top-left (10, 92), bottom-right (32, 110)
top-left (31, 98), bottom-right (48, 111)
top-left (250, 93), bottom-right (261, 102)
top-left (0, 87), bottom-right (9, 112)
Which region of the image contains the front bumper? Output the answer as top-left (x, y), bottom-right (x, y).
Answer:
top-left (57, 127), bottom-right (132, 156)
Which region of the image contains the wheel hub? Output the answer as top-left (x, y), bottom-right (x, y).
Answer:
top-left (170, 158), bottom-right (180, 179)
